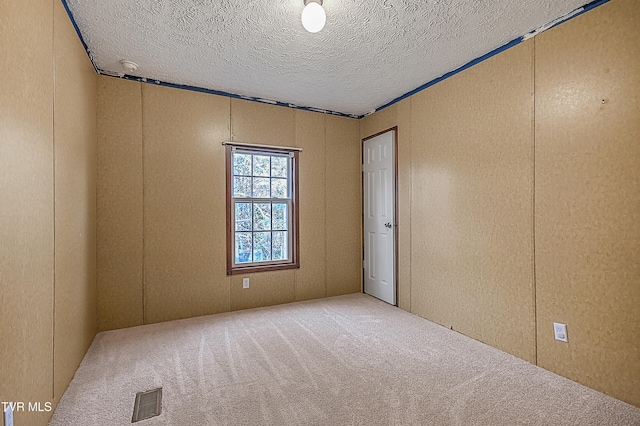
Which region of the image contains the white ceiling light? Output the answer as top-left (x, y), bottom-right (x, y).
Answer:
top-left (301, 0), bottom-right (326, 33)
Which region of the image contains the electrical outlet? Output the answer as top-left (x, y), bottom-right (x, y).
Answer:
top-left (242, 278), bottom-right (249, 289)
top-left (554, 322), bottom-right (568, 343)
top-left (4, 405), bottom-right (14, 426)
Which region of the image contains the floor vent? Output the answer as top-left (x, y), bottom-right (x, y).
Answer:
top-left (132, 388), bottom-right (162, 423)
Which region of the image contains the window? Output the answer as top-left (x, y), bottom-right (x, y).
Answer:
top-left (226, 144), bottom-right (300, 274)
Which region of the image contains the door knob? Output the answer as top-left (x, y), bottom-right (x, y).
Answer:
top-left (384, 222), bottom-right (392, 229)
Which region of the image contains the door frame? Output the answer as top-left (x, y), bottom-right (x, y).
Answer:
top-left (361, 126), bottom-right (399, 306)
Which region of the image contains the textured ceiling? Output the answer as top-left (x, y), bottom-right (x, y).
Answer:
top-left (65, 0), bottom-right (591, 117)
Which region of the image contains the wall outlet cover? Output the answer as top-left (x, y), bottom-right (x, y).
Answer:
top-left (242, 278), bottom-right (249, 289)
top-left (554, 322), bottom-right (568, 343)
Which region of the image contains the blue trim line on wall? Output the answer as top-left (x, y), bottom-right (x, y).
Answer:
top-left (59, 0), bottom-right (609, 120)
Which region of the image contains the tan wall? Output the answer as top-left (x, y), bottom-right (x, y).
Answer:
top-left (360, 0), bottom-right (639, 407)
top-left (325, 115), bottom-right (362, 297)
top-left (143, 85), bottom-right (231, 323)
top-left (97, 82), bottom-right (361, 330)
top-left (52, 0), bottom-right (98, 402)
top-left (96, 78), bottom-right (144, 330)
top-left (411, 39), bottom-right (536, 363)
top-left (0, 1), bottom-right (54, 425)
top-left (534, 0), bottom-right (640, 407)
top-left (0, 1), bottom-right (98, 425)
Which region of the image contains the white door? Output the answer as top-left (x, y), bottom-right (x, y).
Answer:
top-left (363, 130), bottom-right (396, 305)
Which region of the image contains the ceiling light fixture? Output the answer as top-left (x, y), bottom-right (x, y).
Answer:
top-left (301, 0), bottom-right (326, 33)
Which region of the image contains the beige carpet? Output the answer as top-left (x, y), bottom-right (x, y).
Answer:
top-left (50, 294), bottom-right (640, 425)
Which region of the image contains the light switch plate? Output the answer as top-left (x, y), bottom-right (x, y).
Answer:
top-left (242, 278), bottom-right (249, 289)
top-left (554, 322), bottom-right (568, 343)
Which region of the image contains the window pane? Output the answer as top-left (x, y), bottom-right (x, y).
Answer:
top-left (235, 233), bottom-right (252, 264)
top-left (253, 155), bottom-right (270, 177)
top-left (272, 203), bottom-right (287, 230)
top-left (253, 232), bottom-right (272, 261)
top-left (254, 202), bottom-right (271, 231)
top-left (271, 178), bottom-right (288, 198)
top-left (252, 177), bottom-right (270, 197)
top-left (272, 231), bottom-right (288, 261)
top-left (271, 156), bottom-right (288, 178)
top-left (233, 153), bottom-right (251, 176)
top-left (233, 177), bottom-right (251, 198)
top-left (235, 203), bottom-right (252, 231)
top-left (227, 146), bottom-right (297, 273)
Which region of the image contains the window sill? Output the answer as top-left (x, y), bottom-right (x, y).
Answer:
top-left (227, 262), bottom-right (300, 275)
